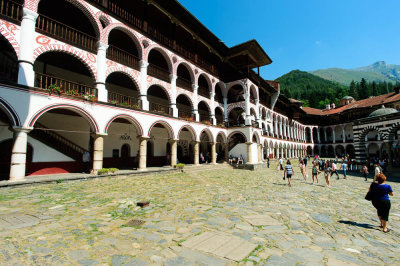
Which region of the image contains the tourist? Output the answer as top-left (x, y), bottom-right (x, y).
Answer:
top-left (361, 164), bottom-right (369, 181)
top-left (237, 154), bottom-right (244, 165)
top-left (279, 157), bottom-right (283, 170)
top-left (324, 160), bottom-right (332, 187)
top-left (228, 155), bottom-right (233, 164)
top-left (373, 164), bottom-right (381, 182)
top-left (82, 151), bottom-right (90, 173)
top-left (304, 156), bottom-right (308, 167)
top-left (299, 159), bottom-right (307, 181)
top-left (331, 161), bottom-right (340, 179)
top-left (206, 152), bottom-right (210, 164)
top-left (200, 152), bottom-right (205, 164)
top-left (266, 157), bottom-right (270, 168)
top-left (312, 162), bottom-right (320, 184)
top-left (340, 160), bottom-right (347, 179)
top-left (368, 173), bottom-right (394, 233)
top-left (284, 160), bottom-right (294, 187)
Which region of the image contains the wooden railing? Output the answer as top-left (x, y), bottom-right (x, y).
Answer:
top-left (85, 0), bottom-right (219, 76)
top-left (30, 122), bottom-right (87, 162)
top-left (0, 0), bottom-right (22, 23)
top-left (106, 45), bottom-right (140, 71)
top-left (36, 14), bottom-right (97, 53)
top-left (147, 63), bottom-right (170, 82)
top-left (35, 72), bottom-right (97, 99)
top-left (197, 85), bottom-right (210, 98)
top-left (178, 109), bottom-right (193, 119)
top-left (176, 77), bottom-right (192, 91)
top-left (108, 92), bottom-right (140, 109)
top-left (149, 102), bottom-right (172, 116)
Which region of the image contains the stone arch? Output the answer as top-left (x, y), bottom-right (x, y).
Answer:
top-left (105, 68), bottom-right (140, 89)
top-left (252, 132), bottom-right (260, 144)
top-left (200, 128), bottom-right (213, 142)
top-left (215, 81), bottom-right (226, 97)
top-left (358, 126), bottom-right (382, 143)
top-left (104, 114), bottom-right (143, 136)
top-left (28, 103), bottom-right (99, 133)
top-left (28, 0), bottom-right (102, 39)
top-left (228, 131), bottom-right (247, 143)
top-left (146, 84), bottom-right (172, 103)
top-left (0, 22), bottom-right (20, 56)
top-left (176, 93), bottom-right (194, 110)
top-left (177, 125), bottom-right (196, 141)
top-left (0, 97), bottom-right (21, 126)
top-left (145, 45), bottom-right (173, 73)
top-left (96, 12), bottom-right (111, 28)
top-left (215, 131), bottom-right (227, 143)
top-left (196, 72), bottom-right (212, 88)
top-left (249, 84), bottom-right (258, 101)
top-left (387, 122), bottom-right (400, 141)
top-left (33, 45), bottom-right (97, 79)
top-left (103, 24), bottom-right (143, 59)
top-left (147, 120), bottom-right (174, 139)
top-left (175, 61), bottom-right (195, 82)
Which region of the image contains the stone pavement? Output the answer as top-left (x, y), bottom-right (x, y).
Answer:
top-left (0, 163), bottom-right (399, 265)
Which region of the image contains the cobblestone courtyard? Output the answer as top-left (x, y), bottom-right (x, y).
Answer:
top-left (0, 164), bottom-right (399, 265)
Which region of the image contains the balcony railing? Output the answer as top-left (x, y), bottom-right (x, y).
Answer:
top-left (35, 72), bottom-right (97, 99)
top-left (147, 63), bottom-right (170, 83)
top-left (176, 77), bottom-right (193, 91)
top-left (108, 92), bottom-right (141, 109)
top-left (36, 14), bottom-right (97, 53)
top-left (198, 85), bottom-right (210, 98)
top-left (85, 0), bottom-right (219, 76)
top-left (0, 0), bottom-right (22, 23)
top-left (178, 109), bottom-right (193, 120)
top-left (107, 45), bottom-right (140, 71)
top-left (149, 102), bottom-right (172, 116)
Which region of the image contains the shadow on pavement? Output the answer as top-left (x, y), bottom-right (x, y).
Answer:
top-left (338, 220), bottom-right (377, 230)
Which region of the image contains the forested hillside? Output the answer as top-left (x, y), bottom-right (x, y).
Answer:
top-left (276, 70), bottom-right (399, 109)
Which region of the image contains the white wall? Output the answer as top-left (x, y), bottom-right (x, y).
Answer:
top-left (104, 122), bottom-right (139, 157)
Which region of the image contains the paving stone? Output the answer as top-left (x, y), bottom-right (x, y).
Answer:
top-left (123, 258), bottom-right (148, 266)
top-left (111, 255), bottom-right (131, 266)
top-left (68, 250), bottom-right (89, 261)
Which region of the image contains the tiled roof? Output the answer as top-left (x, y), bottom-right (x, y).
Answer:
top-left (302, 92), bottom-right (400, 116)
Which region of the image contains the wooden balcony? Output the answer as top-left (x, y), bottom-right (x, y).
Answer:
top-left (178, 109), bottom-right (193, 120)
top-left (147, 63), bottom-right (170, 83)
top-left (198, 85), bottom-right (210, 99)
top-left (176, 77), bottom-right (193, 91)
top-left (106, 45), bottom-right (140, 71)
top-left (149, 102), bottom-right (172, 116)
top-left (85, 0), bottom-right (219, 77)
top-left (36, 14), bottom-right (97, 53)
top-left (0, 0), bottom-right (22, 24)
top-left (108, 92), bottom-right (141, 109)
top-left (35, 72), bottom-right (97, 100)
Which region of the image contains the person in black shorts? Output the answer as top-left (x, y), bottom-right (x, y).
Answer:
top-left (284, 160), bottom-right (294, 187)
top-left (369, 174), bottom-right (394, 232)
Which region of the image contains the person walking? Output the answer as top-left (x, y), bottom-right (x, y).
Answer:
top-left (299, 159), bottom-right (307, 181)
top-left (284, 160), bottom-right (294, 187)
top-left (266, 157), bottom-right (270, 168)
top-left (361, 164), bottom-right (369, 181)
top-left (368, 173), bottom-right (394, 233)
top-left (324, 160), bottom-right (332, 187)
top-left (312, 162), bottom-right (320, 184)
top-left (340, 160), bottom-right (347, 179)
top-left (373, 164), bottom-right (381, 182)
top-left (303, 156), bottom-right (308, 167)
top-left (279, 157), bottom-right (283, 170)
top-left (331, 161), bottom-right (340, 179)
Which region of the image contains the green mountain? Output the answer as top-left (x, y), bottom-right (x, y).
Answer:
top-left (309, 61), bottom-right (400, 85)
top-left (276, 70), bottom-right (348, 109)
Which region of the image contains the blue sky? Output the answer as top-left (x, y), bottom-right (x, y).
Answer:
top-left (178, 0), bottom-right (400, 80)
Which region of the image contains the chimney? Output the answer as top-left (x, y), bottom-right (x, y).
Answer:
top-left (326, 104), bottom-right (331, 110)
top-left (331, 103), bottom-right (335, 109)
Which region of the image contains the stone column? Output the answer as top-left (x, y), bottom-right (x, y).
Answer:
top-left (223, 97), bottom-right (228, 124)
top-left (193, 141), bottom-right (200, 165)
top-left (317, 129), bottom-right (321, 144)
top-left (169, 74), bottom-right (178, 117)
top-left (139, 60), bottom-right (149, 110)
top-left (18, 8), bottom-right (38, 87)
top-left (170, 139), bottom-right (177, 167)
top-left (258, 144), bottom-right (262, 163)
top-left (276, 146), bottom-right (280, 159)
top-left (192, 84), bottom-right (199, 121)
top-left (138, 137), bottom-right (148, 170)
top-left (224, 143), bottom-right (229, 162)
top-left (280, 147), bottom-right (284, 159)
top-left (342, 126), bottom-right (346, 143)
top-left (92, 133), bottom-right (107, 174)
top-left (246, 142), bottom-right (253, 164)
top-left (211, 142), bottom-right (217, 164)
top-left (324, 128), bottom-right (327, 143)
top-left (244, 92), bottom-right (251, 126)
top-left (96, 42), bottom-right (109, 102)
top-left (9, 127), bottom-right (33, 180)
top-left (210, 92), bottom-right (216, 125)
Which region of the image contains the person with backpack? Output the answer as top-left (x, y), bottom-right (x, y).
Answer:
top-left (284, 160), bottom-right (294, 187)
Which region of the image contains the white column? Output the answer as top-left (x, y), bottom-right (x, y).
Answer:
top-left (283, 123), bottom-right (287, 139)
top-left (274, 121), bottom-right (278, 137)
top-left (255, 99), bottom-right (261, 128)
top-left (169, 74), bottom-right (178, 117)
top-left (342, 126), bottom-right (346, 143)
top-left (279, 122), bottom-right (283, 138)
top-left (139, 60), bottom-right (149, 110)
top-left (244, 92), bottom-right (251, 126)
top-left (210, 92), bottom-right (216, 125)
top-left (170, 139), bottom-right (177, 167)
top-left (246, 142), bottom-right (253, 164)
top-left (92, 133), bottom-right (107, 174)
top-left (192, 84), bottom-right (199, 121)
top-left (96, 42), bottom-right (109, 102)
top-left (310, 128), bottom-right (314, 143)
top-left (317, 129), bottom-right (321, 144)
top-left (332, 127), bottom-right (336, 143)
top-left (138, 137), bottom-right (148, 170)
top-left (223, 97), bottom-right (228, 123)
top-left (9, 127), bottom-right (33, 180)
top-left (211, 142), bottom-right (217, 164)
top-left (18, 8), bottom-right (38, 87)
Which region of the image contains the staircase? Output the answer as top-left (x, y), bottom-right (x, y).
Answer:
top-left (30, 122), bottom-right (87, 161)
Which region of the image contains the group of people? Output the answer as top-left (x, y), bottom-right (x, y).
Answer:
top-left (277, 155), bottom-right (394, 233)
